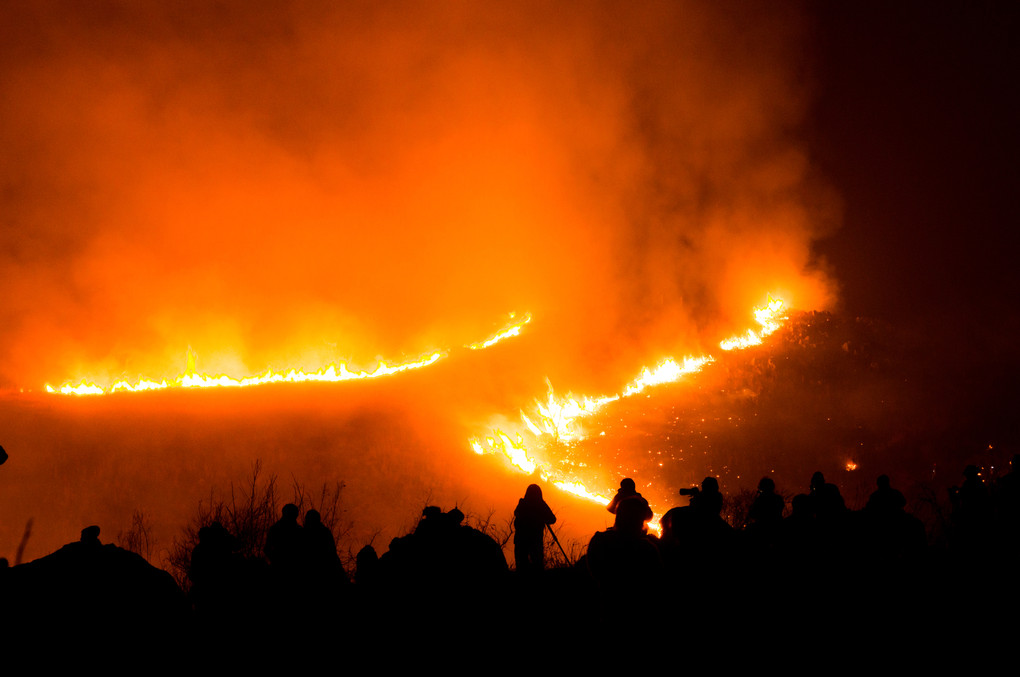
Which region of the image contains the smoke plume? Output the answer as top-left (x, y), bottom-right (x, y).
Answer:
top-left (1, 1), bottom-right (836, 392)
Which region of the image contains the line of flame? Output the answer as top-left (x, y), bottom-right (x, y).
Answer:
top-left (719, 295), bottom-right (785, 350)
top-left (469, 295), bottom-right (788, 511)
top-left (466, 312), bottom-right (532, 350)
top-left (46, 312), bottom-right (532, 396)
top-left (46, 352), bottom-right (448, 396)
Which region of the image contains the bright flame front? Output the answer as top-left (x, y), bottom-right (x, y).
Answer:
top-left (44, 295), bottom-right (790, 527)
top-left (469, 295), bottom-right (789, 516)
top-left (45, 313), bottom-right (531, 396)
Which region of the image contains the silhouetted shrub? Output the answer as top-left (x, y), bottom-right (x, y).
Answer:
top-left (167, 460), bottom-right (352, 591)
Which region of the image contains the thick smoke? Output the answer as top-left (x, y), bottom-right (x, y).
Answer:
top-left (0, 1), bottom-right (835, 392)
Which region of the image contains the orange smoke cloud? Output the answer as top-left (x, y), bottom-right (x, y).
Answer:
top-left (0, 1), bottom-right (837, 392)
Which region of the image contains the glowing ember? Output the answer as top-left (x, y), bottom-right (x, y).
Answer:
top-left (845, 461), bottom-right (858, 471)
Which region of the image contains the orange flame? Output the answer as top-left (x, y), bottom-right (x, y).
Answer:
top-left (471, 296), bottom-right (788, 512)
top-left (466, 312), bottom-right (532, 350)
top-left (719, 294), bottom-right (786, 351)
top-left (46, 350), bottom-right (447, 396)
top-left (45, 313), bottom-right (531, 395)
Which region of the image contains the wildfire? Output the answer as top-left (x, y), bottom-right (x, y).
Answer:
top-left (552, 480), bottom-right (611, 505)
top-left (469, 295), bottom-right (789, 512)
top-left (45, 313), bottom-right (530, 396)
top-left (45, 294), bottom-right (791, 528)
top-left (719, 295), bottom-right (786, 351)
top-left (467, 312), bottom-right (532, 350)
top-left (46, 350), bottom-right (448, 396)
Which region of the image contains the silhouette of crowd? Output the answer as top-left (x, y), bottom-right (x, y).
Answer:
top-left (4, 458), bottom-right (1020, 652)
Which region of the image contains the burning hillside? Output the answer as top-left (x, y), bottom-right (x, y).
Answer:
top-left (468, 297), bottom-right (789, 510)
top-left (40, 296), bottom-right (790, 517)
top-left (3, 297), bottom-right (1011, 568)
top-left (537, 307), bottom-right (1015, 518)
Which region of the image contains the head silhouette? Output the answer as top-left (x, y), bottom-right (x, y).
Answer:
top-left (80, 525), bottom-right (101, 544)
top-left (305, 509), bottom-right (322, 527)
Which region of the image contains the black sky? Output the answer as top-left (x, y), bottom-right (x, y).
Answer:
top-left (809, 2), bottom-right (1018, 342)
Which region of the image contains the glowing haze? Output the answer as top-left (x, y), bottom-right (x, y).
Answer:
top-left (0, 1), bottom-right (847, 566)
top-left (0, 1), bottom-right (835, 394)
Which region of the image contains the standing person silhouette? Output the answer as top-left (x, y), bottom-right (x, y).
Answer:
top-left (607, 478), bottom-right (653, 525)
top-left (514, 484), bottom-right (556, 573)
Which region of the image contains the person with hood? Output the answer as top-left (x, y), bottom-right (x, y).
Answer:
top-left (514, 484), bottom-right (556, 573)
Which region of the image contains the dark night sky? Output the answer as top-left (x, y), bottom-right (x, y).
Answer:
top-left (809, 2), bottom-right (1019, 341)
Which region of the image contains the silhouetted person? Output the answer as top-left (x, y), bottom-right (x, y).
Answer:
top-left (810, 471), bottom-right (826, 496)
top-left (79, 525), bottom-right (101, 547)
top-left (807, 470), bottom-right (847, 522)
top-left (304, 508), bottom-right (346, 587)
top-left (802, 471), bottom-right (852, 572)
top-left (262, 504), bottom-right (305, 618)
top-left (0, 444), bottom-right (7, 466)
top-left (587, 493), bottom-right (662, 608)
top-left (514, 484), bottom-right (556, 573)
top-left (865, 475), bottom-right (906, 515)
top-left (383, 506), bottom-right (507, 590)
top-left (189, 521), bottom-right (245, 622)
top-left (747, 477), bottom-right (785, 529)
top-left (607, 477), bottom-right (654, 527)
top-left (265, 503), bottom-right (303, 572)
top-left (746, 477), bottom-right (785, 560)
top-left (355, 544), bottom-right (380, 587)
top-left (607, 478), bottom-right (637, 514)
top-left (669, 478), bottom-right (738, 587)
top-left (855, 473), bottom-right (926, 577)
top-left (691, 476), bottom-right (724, 518)
top-left (414, 505), bottom-right (447, 540)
